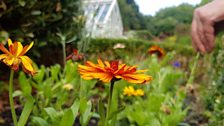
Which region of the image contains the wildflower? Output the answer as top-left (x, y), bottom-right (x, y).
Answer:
top-left (134, 89), bottom-right (144, 96)
top-left (0, 39), bottom-right (35, 75)
top-left (172, 61), bottom-right (181, 68)
top-left (113, 43), bottom-right (125, 49)
top-left (123, 86), bottom-right (144, 96)
top-left (66, 49), bottom-right (83, 61)
top-left (148, 45), bottom-right (165, 58)
top-left (78, 59), bottom-right (152, 84)
top-left (123, 86), bottom-right (135, 96)
top-left (63, 84), bottom-right (74, 90)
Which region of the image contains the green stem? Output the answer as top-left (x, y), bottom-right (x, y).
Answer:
top-left (187, 52), bottom-right (200, 85)
top-left (105, 80), bottom-right (115, 126)
top-left (62, 39), bottom-right (66, 67)
top-left (9, 69), bottom-right (18, 126)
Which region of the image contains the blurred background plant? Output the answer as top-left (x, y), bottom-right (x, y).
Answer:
top-left (0, 0), bottom-right (84, 66)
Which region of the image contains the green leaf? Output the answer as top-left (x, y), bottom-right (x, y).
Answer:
top-left (80, 99), bottom-right (92, 126)
top-left (18, 0), bottom-right (26, 6)
top-left (59, 100), bottom-right (80, 126)
top-left (50, 65), bottom-right (61, 81)
top-left (31, 10), bottom-right (41, 15)
top-left (109, 106), bottom-right (125, 120)
top-left (18, 96), bottom-right (34, 126)
top-left (13, 90), bottom-right (22, 97)
top-left (33, 66), bottom-right (45, 84)
top-left (44, 107), bottom-right (59, 122)
top-left (19, 72), bottom-right (31, 95)
top-left (32, 116), bottom-right (49, 126)
top-left (98, 99), bottom-right (105, 126)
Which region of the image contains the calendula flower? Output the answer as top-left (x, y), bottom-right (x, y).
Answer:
top-left (66, 49), bottom-right (83, 61)
top-left (123, 86), bottom-right (144, 96)
top-left (78, 59), bottom-right (152, 84)
top-left (148, 45), bottom-right (165, 58)
top-left (0, 39), bottom-right (35, 75)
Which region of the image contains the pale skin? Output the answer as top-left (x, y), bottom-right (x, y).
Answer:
top-left (191, 0), bottom-right (224, 53)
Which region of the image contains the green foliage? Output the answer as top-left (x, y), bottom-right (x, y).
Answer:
top-left (87, 38), bottom-right (194, 59)
top-left (0, 0), bottom-right (84, 57)
top-left (118, 0), bottom-right (147, 30)
top-left (203, 34), bottom-right (224, 126)
top-left (150, 4), bottom-right (194, 36)
top-left (16, 61), bottom-right (96, 126)
top-left (111, 54), bottom-right (188, 126)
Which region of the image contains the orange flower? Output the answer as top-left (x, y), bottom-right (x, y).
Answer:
top-left (0, 39), bottom-right (36, 75)
top-left (148, 45), bottom-right (165, 58)
top-left (78, 59), bottom-right (152, 84)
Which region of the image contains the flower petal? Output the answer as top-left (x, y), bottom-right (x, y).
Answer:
top-left (20, 56), bottom-right (35, 75)
top-left (8, 38), bottom-right (13, 47)
top-left (14, 42), bottom-right (23, 56)
top-left (19, 41), bottom-right (34, 56)
top-left (0, 43), bottom-right (10, 54)
top-left (97, 59), bottom-right (105, 67)
top-left (3, 56), bottom-right (14, 66)
top-left (0, 54), bottom-right (8, 60)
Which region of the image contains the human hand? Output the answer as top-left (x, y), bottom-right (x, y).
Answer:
top-left (191, 0), bottom-right (224, 53)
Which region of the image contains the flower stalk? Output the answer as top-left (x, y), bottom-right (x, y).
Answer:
top-left (105, 79), bottom-right (116, 126)
top-left (9, 69), bottom-right (18, 126)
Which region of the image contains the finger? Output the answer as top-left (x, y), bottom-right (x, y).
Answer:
top-left (195, 17), bottom-right (210, 52)
top-left (191, 20), bottom-right (199, 51)
top-left (203, 24), bottom-right (215, 52)
top-left (191, 19), bottom-right (206, 53)
top-left (205, 32), bottom-right (215, 52)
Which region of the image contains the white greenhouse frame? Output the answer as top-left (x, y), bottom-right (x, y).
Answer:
top-left (83, 0), bottom-right (124, 38)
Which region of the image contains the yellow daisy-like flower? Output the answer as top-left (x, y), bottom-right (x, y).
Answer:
top-left (123, 86), bottom-right (135, 96)
top-left (78, 59), bottom-right (152, 84)
top-left (123, 86), bottom-right (144, 96)
top-left (148, 45), bottom-right (165, 58)
top-left (134, 89), bottom-right (144, 96)
top-left (0, 39), bottom-right (36, 75)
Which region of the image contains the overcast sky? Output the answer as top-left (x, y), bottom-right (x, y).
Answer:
top-left (134, 0), bottom-right (201, 16)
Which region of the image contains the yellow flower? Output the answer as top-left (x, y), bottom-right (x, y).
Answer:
top-left (148, 45), bottom-right (165, 58)
top-left (78, 59), bottom-right (152, 84)
top-left (0, 39), bottom-right (35, 75)
top-left (123, 86), bottom-right (144, 96)
top-left (123, 86), bottom-right (135, 96)
top-left (63, 84), bottom-right (74, 90)
top-left (134, 89), bottom-right (144, 96)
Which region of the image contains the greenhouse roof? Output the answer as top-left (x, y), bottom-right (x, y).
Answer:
top-left (83, 0), bottom-right (116, 23)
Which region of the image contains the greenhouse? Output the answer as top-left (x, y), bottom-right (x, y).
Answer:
top-left (83, 0), bottom-right (123, 38)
